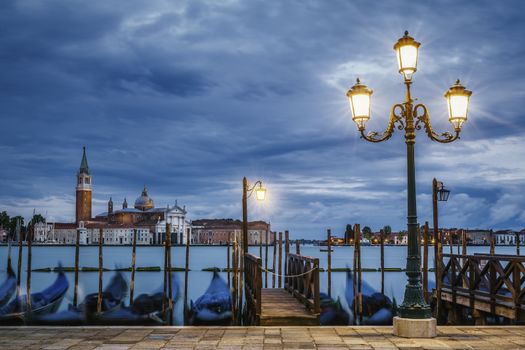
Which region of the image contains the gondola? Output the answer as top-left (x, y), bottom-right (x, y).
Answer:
top-left (32, 271), bottom-right (128, 326)
top-left (345, 272), bottom-right (394, 325)
top-left (94, 274), bottom-right (180, 325)
top-left (189, 272), bottom-right (232, 326)
top-left (0, 267), bottom-right (69, 325)
top-left (0, 265), bottom-right (16, 307)
top-left (319, 292), bottom-right (349, 325)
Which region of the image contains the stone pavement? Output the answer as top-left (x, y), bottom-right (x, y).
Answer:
top-left (0, 326), bottom-right (524, 350)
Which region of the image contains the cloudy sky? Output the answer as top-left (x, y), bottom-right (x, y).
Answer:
top-left (1, 0), bottom-right (524, 238)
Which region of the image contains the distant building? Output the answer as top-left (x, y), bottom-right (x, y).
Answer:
top-left (191, 219), bottom-right (274, 245)
top-left (41, 148), bottom-right (191, 245)
top-left (0, 228), bottom-right (8, 243)
top-left (494, 230), bottom-right (523, 245)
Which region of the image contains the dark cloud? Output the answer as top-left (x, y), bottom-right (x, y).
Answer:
top-left (1, 0), bottom-right (525, 238)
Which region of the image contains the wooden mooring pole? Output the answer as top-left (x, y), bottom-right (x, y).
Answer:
top-left (129, 229), bottom-right (137, 304)
top-left (265, 230), bottom-right (269, 288)
top-left (278, 232), bottom-right (283, 288)
top-left (16, 218), bottom-right (22, 299)
top-left (26, 224), bottom-right (33, 316)
top-left (423, 222), bottom-right (429, 302)
top-left (97, 228), bottom-right (103, 313)
top-left (356, 224), bottom-right (362, 325)
top-left (162, 225), bottom-right (168, 313)
top-left (461, 229), bottom-right (467, 256)
top-left (380, 229), bottom-right (385, 295)
top-left (327, 228), bottom-right (332, 298)
top-left (73, 228), bottom-right (80, 307)
top-left (284, 230), bottom-right (289, 287)
top-left (272, 235), bottom-right (276, 288)
top-left (352, 225), bottom-right (357, 325)
top-left (238, 231), bottom-right (244, 324)
top-left (296, 240), bottom-right (300, 255)
top-left (516, 232), bottom-right (520, 256)
top-left (183, 227), bottom-right (190, 326)
top-left (227, 231), bottom-right (231, 289)
top-left (231, 234), bottom-right (238, 324)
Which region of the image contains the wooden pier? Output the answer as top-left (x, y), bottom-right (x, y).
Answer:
top-left (435, 253), bottom-right (525, 324)
top-left (245, 253), bottom-right (320, 326)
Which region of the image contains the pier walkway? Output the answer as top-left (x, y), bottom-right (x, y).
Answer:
top-left (1, 326), bottom-right (525, 349)
top-left (245, 253), bottom-right (320, 326)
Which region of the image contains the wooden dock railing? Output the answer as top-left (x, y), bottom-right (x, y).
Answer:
top-left (285, 253), bottom-right (320, 316)
top-left (440, 253), bottom-right (525, 321)
top-left (244, 253), bottom-right (262, 325)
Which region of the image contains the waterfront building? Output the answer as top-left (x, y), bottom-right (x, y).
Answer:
top-left (191, 219), bottom-right (274, 245)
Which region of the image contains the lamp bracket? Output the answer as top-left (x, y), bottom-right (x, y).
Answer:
top-left (360, 103), bottom-right (405, 143)
top-left (247, 180), bottom-right (263, 198)
top-left (413, 104), bottom-right (460, 143)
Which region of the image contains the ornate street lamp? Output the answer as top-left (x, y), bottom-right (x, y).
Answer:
top-left (346, 31), bottom-right (472, 337)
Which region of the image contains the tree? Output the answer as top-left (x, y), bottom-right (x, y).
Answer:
top-left (362, 226), bottom-right (372, 240)
top-left (345, 224), bottom-right (354, 243)
top-left (30, 214), bottom-right (45, 225)
top-left (9, 216), bottom-right (24, 241)
top-left (383, 225), bottom-right (392, 236)
top-left (0, 211), bottom-right (9, 229)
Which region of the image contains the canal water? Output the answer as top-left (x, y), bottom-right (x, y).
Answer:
top-left (0, 244), bottom-right (517, 325)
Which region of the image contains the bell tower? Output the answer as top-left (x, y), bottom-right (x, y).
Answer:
top-left (76, 147), bottom-right (92, 223)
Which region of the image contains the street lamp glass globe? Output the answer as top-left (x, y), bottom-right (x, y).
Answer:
top-left (347, 78), bottom-right (373, 130)
top-left (445, 79), bottom-right (472, 130)
top-left (255, 186), bottom-right (266, 201)
top-left (438, 187), bottom-right (450, 202)
top-left (394, 31), bottom-right (420, 81)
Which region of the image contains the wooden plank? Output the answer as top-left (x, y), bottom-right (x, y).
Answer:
top-left (259, 288), bottom-right (319, 326)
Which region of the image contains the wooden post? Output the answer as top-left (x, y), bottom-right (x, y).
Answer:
top-left (16, 218), bottom-right (22, 299)
top-left (73, 228), bottom-right (80, 307)
top-left (26, 224), bottom-right (33, 315)
top-left (231, 235), bottom-right (238, 324)
top-left (327, 228), bottom-right (332, 298)
top-left (162, 225), bottom-right (168, 313)
top-left (183, 227), bottom-right (190, 326)
top-left (284, 230), bottom-right (289, 288)
top-left (516, 232), bottom-right (521, 256)
top-left (259, 230), bottom-right (263, 260)
top-left (490, 230), bottom-right (495, 255)
top-left (449, 232), bottom-right (453, 256)
top-left (97, 228), bottom-right (103, 313)
top-left (278, 232), bottom-right (283, 288)
top-left (239, 231), bottom-right (244, 325)
top-left (272, 235), bottom-right (276, 288)
top-left (380, 229), bottom-right (385, 295)
top-left (356, 224), bottom-right (362, 325)
top-left (296, 240), bottom-right (300, 255)
top-left (129, 229), bottom-right (137, 304)
top-left (352, 224), bottom-right (357, 325)
top-left (227, 231), bottom-right (231, 289)
top-left (456, 230), bottom-right (461, 255)
top-left (265, 230), bottom-right (269, 288)
top-left (423, 222), bottom-right (429, 303)
top-left (461, 230), bottom-right (467, 255)
top-left (7, 234), bottom-right (12, 272)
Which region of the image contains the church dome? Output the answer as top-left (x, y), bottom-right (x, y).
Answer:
top-left (134, 186), bottom-right (154, 211)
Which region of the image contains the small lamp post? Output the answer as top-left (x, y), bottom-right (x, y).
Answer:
top-left (432, 179), bottom-right (450, 322)
top-left (346, 31), bottom-right (472, 338)
top-left (242, 177), bottom-right (266, 254)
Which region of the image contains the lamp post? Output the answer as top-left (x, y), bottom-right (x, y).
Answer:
top-left (346, 31), bottom-right (472, 337)
top-left (242, 177), bottom-right (266, 254)
top-left (432, 179), bottom-right (449, 322)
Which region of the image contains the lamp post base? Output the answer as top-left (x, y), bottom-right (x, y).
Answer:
top-left (393, 316), bottom-right (437, 338)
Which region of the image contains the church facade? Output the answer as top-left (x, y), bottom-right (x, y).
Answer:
top-left (40, 148), bottom-right (192, 245)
